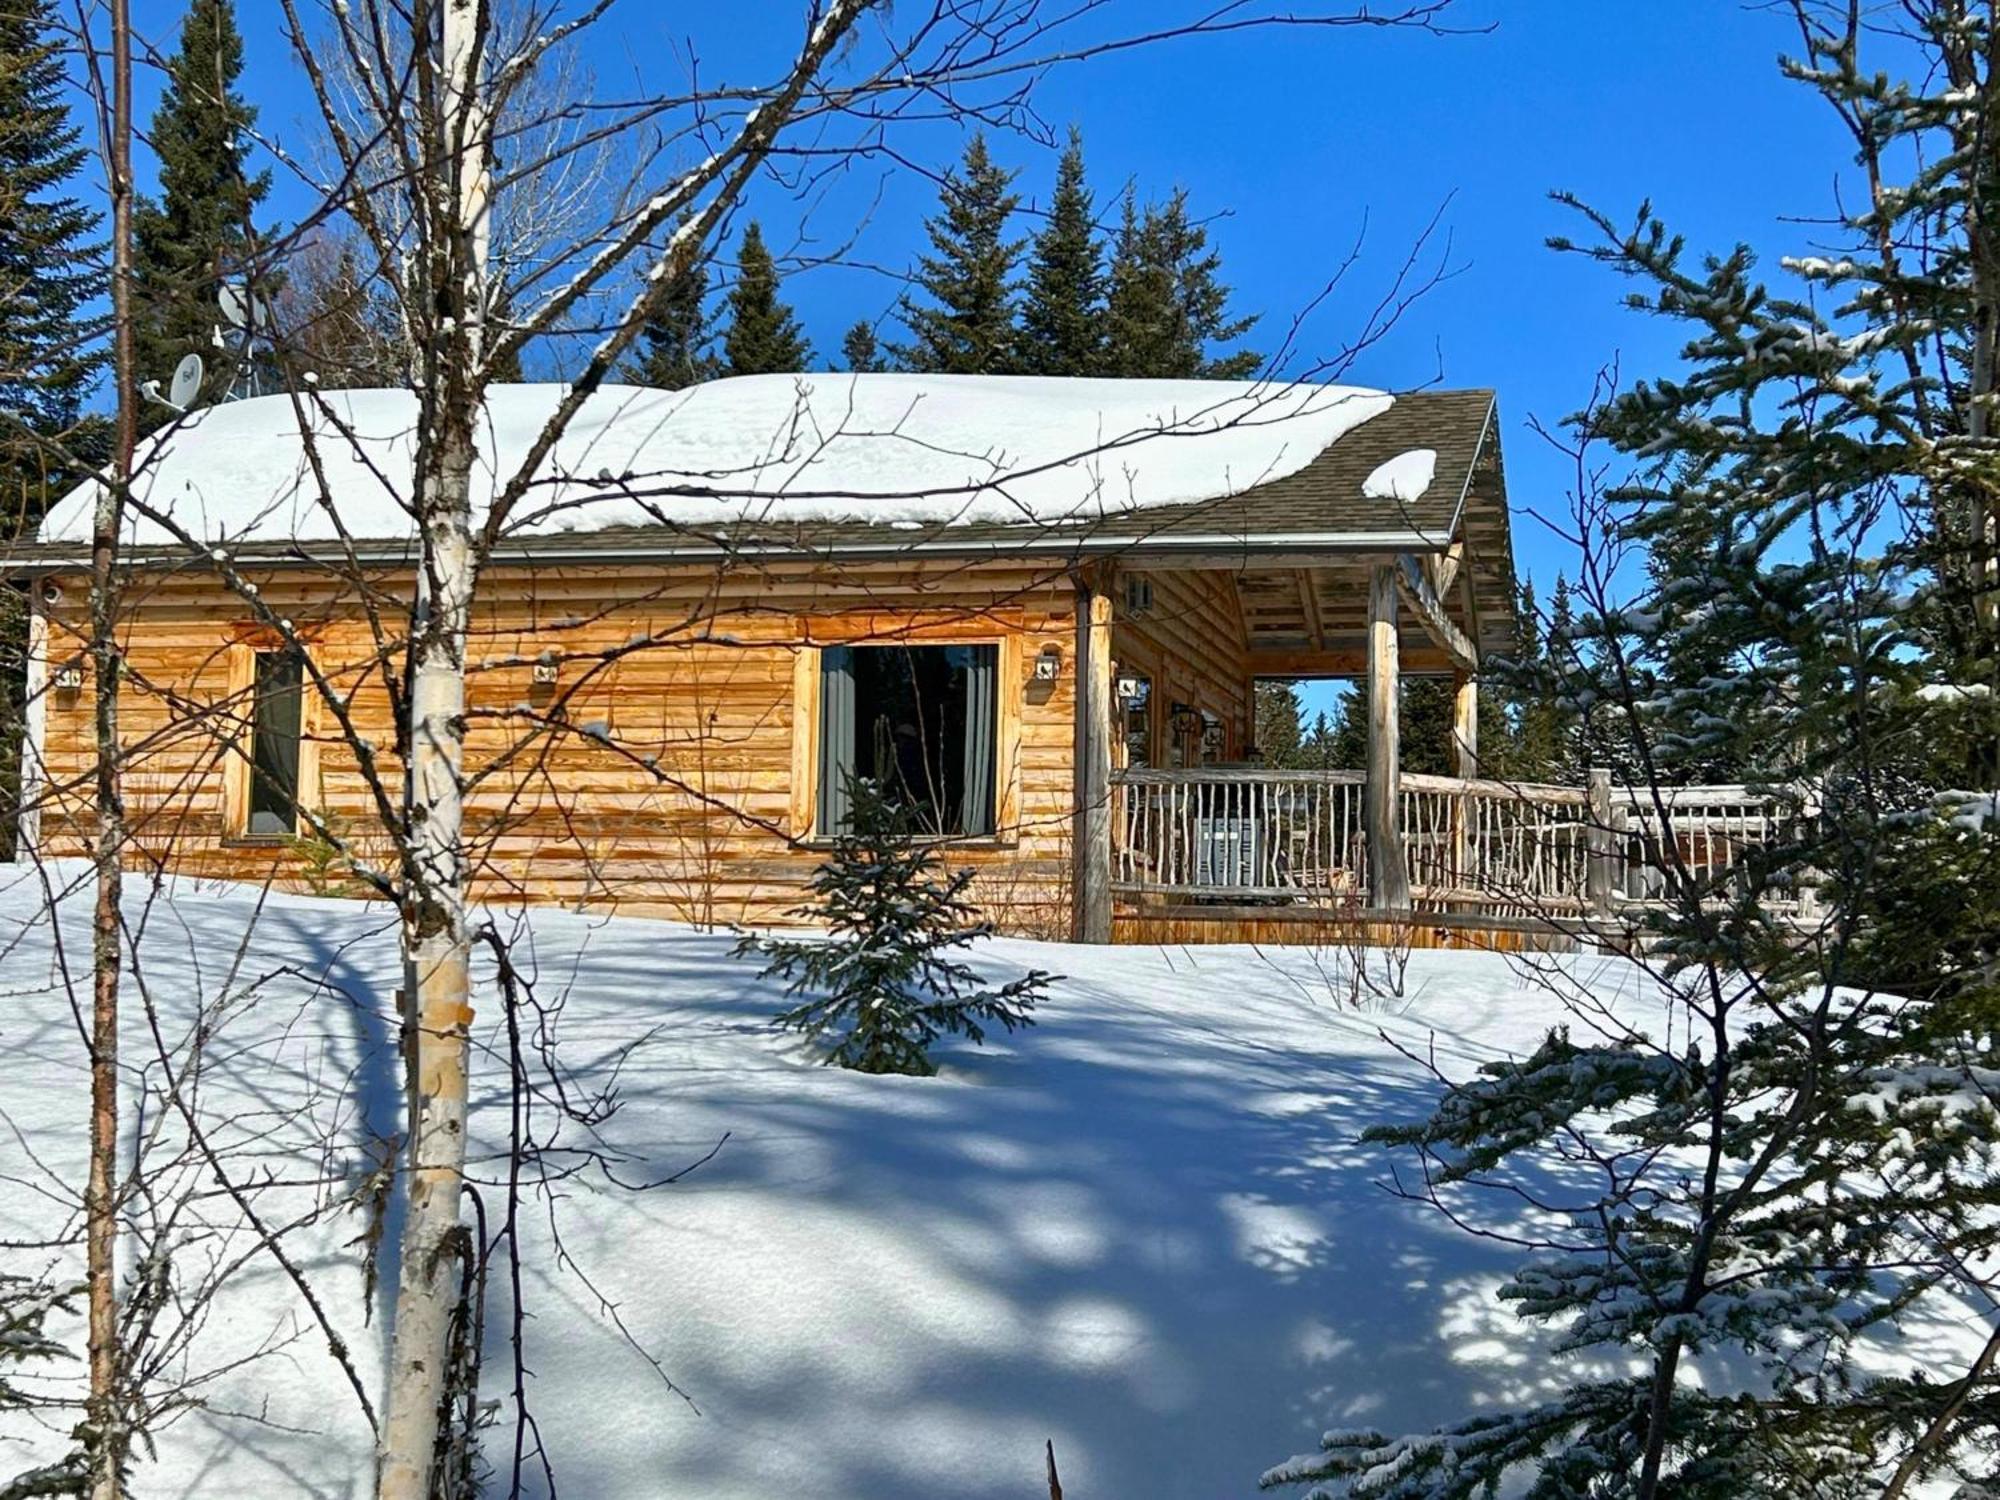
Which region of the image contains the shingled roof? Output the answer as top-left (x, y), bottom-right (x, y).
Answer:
top-left (13, 380), bottom-right (1514, 647)
top-left (425, 387), bottom-right (1499, 562)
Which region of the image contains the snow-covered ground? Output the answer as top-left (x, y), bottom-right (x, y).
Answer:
top-left (0, 869), bottom-right (1962, 1498)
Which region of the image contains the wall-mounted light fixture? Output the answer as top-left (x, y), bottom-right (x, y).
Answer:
top-left (530, 656), bottom-right (560, 686)
top-left (1034, 644), bottom-right (1063, 681)
top-left (52, 660), bottom-right (83, 693)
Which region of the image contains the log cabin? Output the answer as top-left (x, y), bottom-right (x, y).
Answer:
top-left (13, 374), bottom-right (1516, 941)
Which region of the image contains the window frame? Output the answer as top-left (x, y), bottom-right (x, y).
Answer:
top-left (221, 633), bottom-right (322, 844)
top-left (790, 614), bottom-right (1022, 846)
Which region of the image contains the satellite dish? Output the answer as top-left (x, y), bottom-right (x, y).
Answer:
top-left (217, 282), bottom-right (250, 330)
top-left (167, 353), bottom-right (204, 411)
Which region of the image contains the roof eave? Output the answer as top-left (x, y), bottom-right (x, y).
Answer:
top-left (11, 525), bottom-right (1459, 575)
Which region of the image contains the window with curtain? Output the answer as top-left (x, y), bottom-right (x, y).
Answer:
top-left (247, 649), bottom-right (303, 836)
top-left (818, 643), bottom-right (998, 836)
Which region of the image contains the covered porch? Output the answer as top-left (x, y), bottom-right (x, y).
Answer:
top-left (1059, 394), bottom-right (1802, 948)
top-left (1062, 388), bottom-right (1519, 944)
top-left (1067, 532), bottom-right (1543, 946)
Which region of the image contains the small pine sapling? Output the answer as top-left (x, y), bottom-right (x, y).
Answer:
top-left (739, 774), bottom-right (1050, 1075)
top-left (2, 1274), bottom-right (86, 1496)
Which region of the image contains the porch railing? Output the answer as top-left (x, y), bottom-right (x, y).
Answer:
top-left (1112, 767), bottom-right (1808, 921)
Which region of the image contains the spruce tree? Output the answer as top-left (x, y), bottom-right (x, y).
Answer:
top-left (721, 221), bottom-right (810, 376)
top-left (1252, 680), bottom-right (1305, 765)
top-left (0, 0), bottom-right (98, 861)
top-left (0, 0), bottom-right (98, 524)
top-left (1269, 14), bottom-right (2000, 1494)
top-left (0, 1274), bottom-right (84, 1495)
top-left (890, 133), bottom-right (1023, 374)
top-left (1321, 678), bottom-right (1457, 774)
top-left (1483, 574), bottom-right (1586, 783)
top-left (1300, 710), bottom-right (1340, 772)
top-left (1103, 188), bottom-right (1258, 379)
top-left (628, 220), bottom-right (718, 389)
top-left (1018, 128), bottom-right (1105, 377)
top-left (131, 0), bottom-right (269, 409)
top-left (738, 774), bottom-right (1050, 1075)
top-left (840, 320), bottom-right (883, 374)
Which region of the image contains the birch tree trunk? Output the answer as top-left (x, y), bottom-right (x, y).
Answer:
top-left (85, 7), bottom-right (136, 1494)
top-left (376, 2), bottom-right (490, 1493)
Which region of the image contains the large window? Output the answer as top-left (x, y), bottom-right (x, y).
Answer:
top-left (818, 643), bottom-right (998, 836)
top-left (246, 649), bottom-right (303, 836)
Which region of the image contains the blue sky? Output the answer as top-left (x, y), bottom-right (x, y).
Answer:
top-left (208, 2), bottom-right (1847, 715)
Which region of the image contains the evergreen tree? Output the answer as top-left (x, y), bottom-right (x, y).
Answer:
top-left (738, 774), bottom-right (1050, 1075)
top-left (0, 1273), bottom-right (84, 1495)
top-left (132, 0), bottom-right (270, 409)
top-left (0, 0), bottom-right (99, 862)
top-left (1252, 680), bottom-right (1304, 765)
top-left (1318, 678), bottom-right (1457, 775)
top-left (1103, 189), bottom-right (1258, 379)
top-left (1631, 484), bottom-right (1754, 782)
top-left (1018, 128), bottom-right (1105, 377)
top-left (1507, 575), bottom-right (1583, 782)
top-left (1299, 710), bottom-right (1341, 772)
top-left (721, 221), bottom-right (810, 376)
top-left (1397, 679), bottom-right (1455, 776)
top-left (0, 0), bottom-right (99, 525)
top-left (840, 319), bottom-right (883, 374)
top-left (1270, 14), bottom-right (2000, 1494)
top-left (628, 221), bottom-right (718, 389)
top-left (890, 133), bottom-right (1023, 374)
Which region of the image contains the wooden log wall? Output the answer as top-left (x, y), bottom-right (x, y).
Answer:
top-left (1108, 568), bottom-right (1252, 766)
top-left (31, 559), bottom-right (1092, 933)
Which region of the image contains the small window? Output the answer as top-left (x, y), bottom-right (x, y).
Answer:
top-left (246, 650), bottom-right (303, 836)
top-left (819, 643), bottom-right (998, 836)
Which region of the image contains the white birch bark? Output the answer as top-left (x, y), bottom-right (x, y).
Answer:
top-left (376, 1), bottom-right (491, 1492)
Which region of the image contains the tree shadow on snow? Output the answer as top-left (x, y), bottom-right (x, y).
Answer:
top-left (456, 924), bottom-right (1605, 1500)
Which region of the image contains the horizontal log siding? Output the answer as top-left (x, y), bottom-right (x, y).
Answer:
top-left (1110, 568), bottom-right (1252, 764)
top-left (34, 561), bottom-right (1083, 931)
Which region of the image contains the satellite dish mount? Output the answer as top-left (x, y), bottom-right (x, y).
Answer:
top-left (142, 352), bottom-right (205, 414)
top-left (216, 280), bottom-right (268, 400)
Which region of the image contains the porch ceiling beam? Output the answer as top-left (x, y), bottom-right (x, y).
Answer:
top-left (1115, 548), bottom-right (1433, 573)
top-left (1244, 644), bottom-right (1458, 677)
top-left (1394, 554), bottom-right (1479, 674)
top-left (1295, 571), bottom-right (1326, 652)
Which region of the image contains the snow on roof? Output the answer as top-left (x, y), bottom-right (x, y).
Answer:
top-left (1360, 447), bottom-right (1437, 504)
top-left (39, 374), bottom-right (1394, 548)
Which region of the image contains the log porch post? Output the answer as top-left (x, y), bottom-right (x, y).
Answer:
top-left (1366, 563), bottom-right (1411, 909)
top-left (1451, 672), bottom-right (1479, 779)
top-left (1072, 572), bottom-right (1113, 943)
top-left (1449, 670), bottom-right (1478, 899)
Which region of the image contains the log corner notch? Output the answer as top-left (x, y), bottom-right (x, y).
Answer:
top-left (1071, 569), bottom-right (1113, 943)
